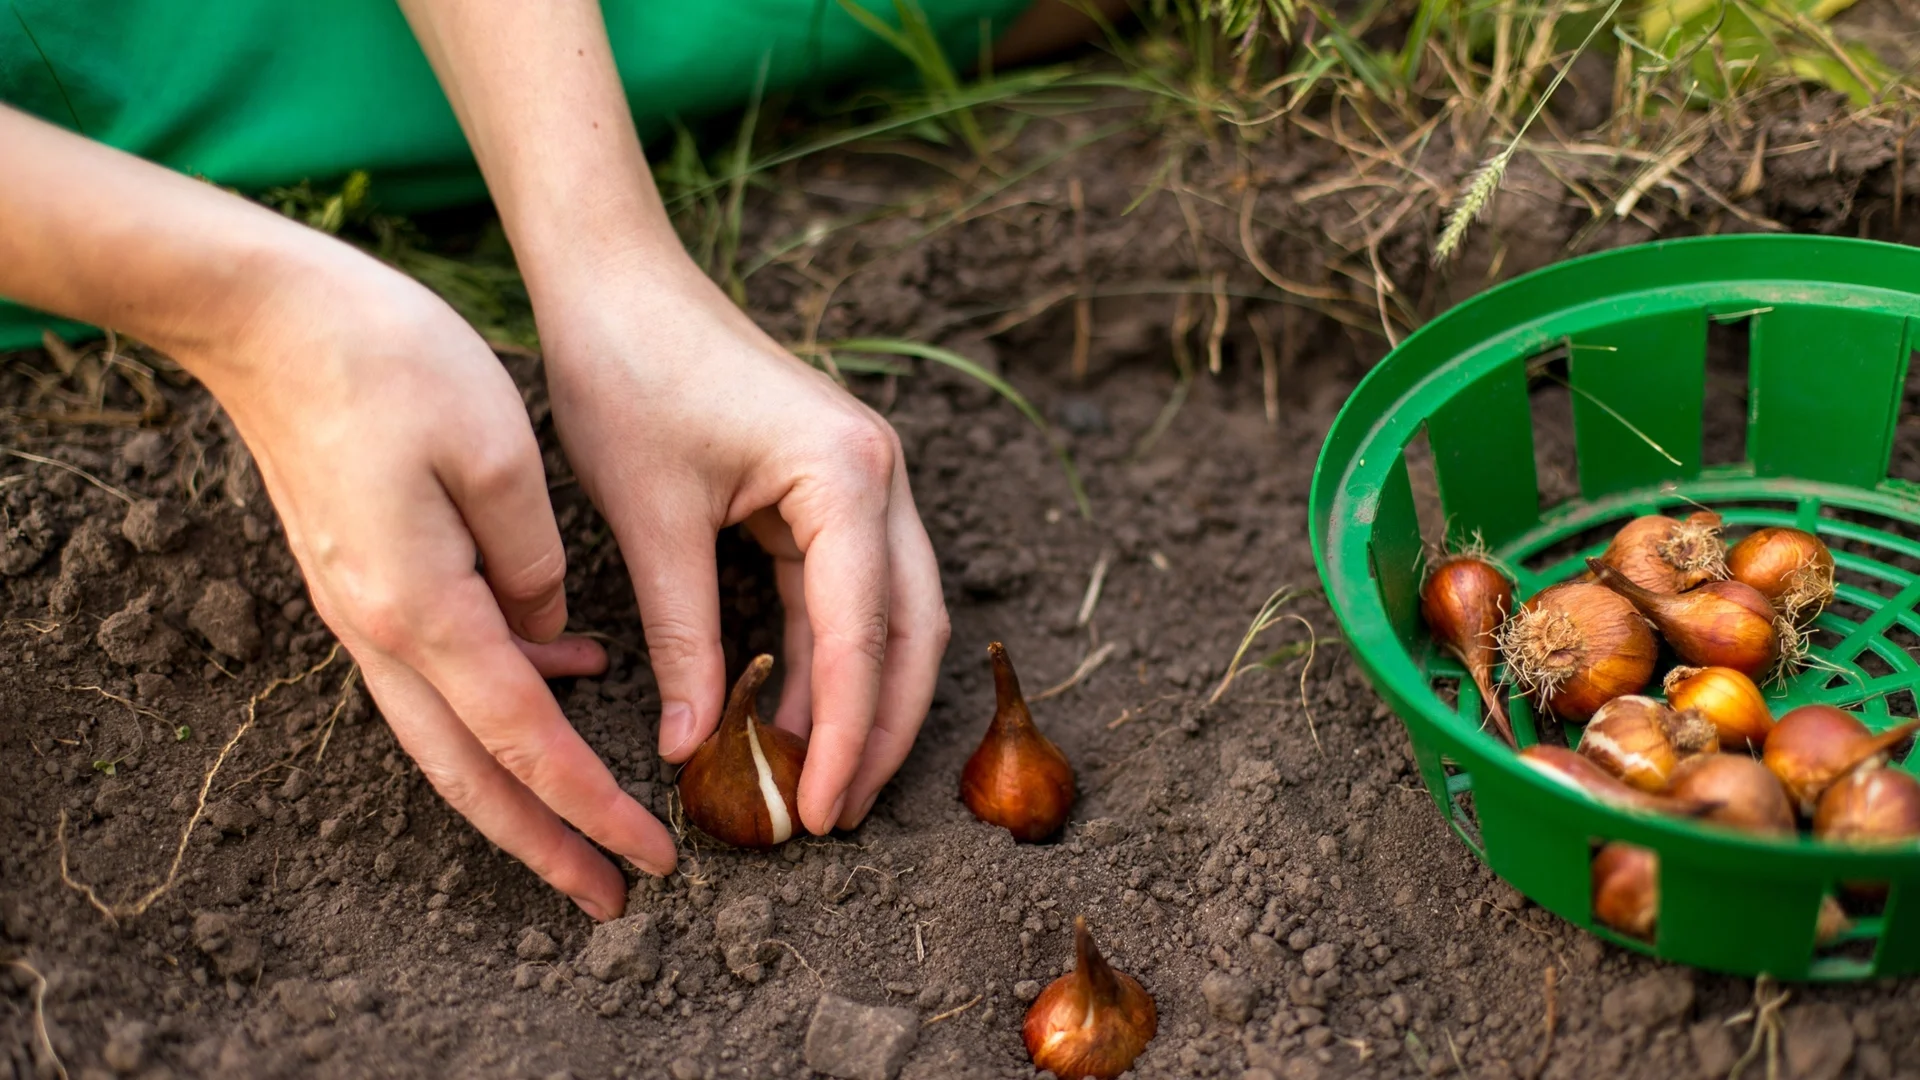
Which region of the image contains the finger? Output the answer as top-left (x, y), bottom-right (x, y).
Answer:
top-left (746, 509), bottom-right (813, 735)
top-left (614, 492), bottom-right (726, 762)
top-left (438, 425), bottom-right (571, 644)
top-left (518, 634), bottom-right (610, 679)
top-left (793, 498), bottom-right (892, 835)
top-left (837, 465), bottom-right (949, 829)
top-left (351, 644), bottom-right (633, 919)
top-left (411, 577), bottom-right (679, 876)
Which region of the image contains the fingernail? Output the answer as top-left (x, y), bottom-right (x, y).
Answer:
top-left (659, 702), bottom-right (695, 758)
top-left (572, 895), bottom-right (612, 922)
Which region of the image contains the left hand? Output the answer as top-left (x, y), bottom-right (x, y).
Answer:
top-left (536, 255), bottom-right (950, 835)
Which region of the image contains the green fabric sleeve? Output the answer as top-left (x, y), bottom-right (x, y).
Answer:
top-left (0, 0), bottom-right (1031, 349)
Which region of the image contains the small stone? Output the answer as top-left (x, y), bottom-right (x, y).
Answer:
top-left (206, 800), bottom-right (257, 836)
top-left (434, 862), bottom-right (468, 896)
top-left (516, 928), bottom-right (559, 962)
top-left (804, 993), bottom-right (919, 1080)
top-left (189, 579), bottom-right (261, 660)
top-left (668, 1058), bottom-right (702, 1080)
top-left (1013, 979), bottom-right (1041, 1003)
top-left (1601, 971), bottom-right (1694, 1031)
top-left (192, 913), bottom-right (262, 979)
top-left (1287, 927), bottom-right (1315, 951)
top-left (274, 979), bottom-right (333, 1027)
top-left (97, 591), bottom-right (184, 667)
top-left (580, 914), bottom-right (659, 983)
top-left (121, 498), bottom-right (188, 554)
top-left (512, 964), bottom-right (541, 991)
top-left (1202, 970), bottom-right (1256, 1025)
top-left (1301, 943), bottom-right (1339, 977)
top-left (1782, 1003), bottom-right (1854, 1080)
top-left (102, 1019), bottom-right (153, 1074)
top-left (316, 817), bottom-right (349, 844)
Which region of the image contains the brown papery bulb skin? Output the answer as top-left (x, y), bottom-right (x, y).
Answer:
top-left (1814, 768), bottom-right (1920, 902)
top-left (1520, 745), bottom-right (1713, 816)
top-left (1592, 843), bottom-right (1658, 940)
top-left (1663, 666), bottom-right (1776, 751)
top-left (1664, 753), bottom-right (1796, 835)
top-left (961, 642), bottom-right (1076, 842)
top-left (676, 655), bottom-right (808, 849)
top-left (1765, 706), bottom-right (1920, 816)
top-left (1497, 582), bottom-right (1657, 721)
top-left (1421, 555), bottom-right (1516, 747)
top-left (1587, 559), bottom-right (1781, 679)
top-left (1728, 527), bottom-right (1835, 623)
top-left (1024, 917), bottom-right (1157, 1080)
top-left (1577, 696), bottom-right (1717, 793)
top-left (1595, 511), bottom-right (1728, 594)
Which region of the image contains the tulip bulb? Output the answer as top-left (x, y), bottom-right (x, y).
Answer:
top-left (1814, 768), bottom-right (1920, 902)
top-left (1498, 582), bottom-right (1657, 720)
top-left (1663, 753), bottom-right (1796, 835)
top-left (1520, 745), bottom-right (1713, 816)
top-left (1587, 559), bottom-right (1785, 679)
top-left (1764, 705), bottom-right (1920, 816)
top-left (676, 655), bottom-right (808, 849)
top-left (1592, 843), bottom-right (1658, 940)
top-left (1662, 666), bottom-right (1775, 751)
top-left (1577, 695), bottom-right (1717, 792)
top-left (1727, 527), bottom-right (1835, 623)
top-left (961, 642), bottom-right (1075, 842)
top-left (1024, 917), bottom-right (1157, 1080)
top-left (1421, 554), bottom-right (1515, 747)
top-left (1594, 511), bottom-right (1727, 594)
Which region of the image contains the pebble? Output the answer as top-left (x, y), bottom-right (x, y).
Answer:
top-left (1013, 979), bottom-right (1041, 1003)
top-left (579, 914), bottom-right (659, 983)
top-left (121, 498), bottom-right (188, 553)
top-left (804, 993), bottom-right (919, 1080)
top-left (188, 579), bottom-right (260, 659)
top-left (1300, 943), bottom-right (1339, 977)
top-left (512, 964), bottom-right (542, 991)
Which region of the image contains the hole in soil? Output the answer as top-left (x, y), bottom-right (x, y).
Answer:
top-left (1528, 351), bottom-right (1580, 513)
top-left (1403, 425), bottom-right (1446, 551)
top-left (1702, 315), bottom-right (1752, 467)
top-left (1888, 351), bottom-right (1920, 486)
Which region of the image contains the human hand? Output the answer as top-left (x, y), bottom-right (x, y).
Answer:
top-left (182, 238), bottom-right (676, 919)
top-left (535, 257), bottom-right (950, 835)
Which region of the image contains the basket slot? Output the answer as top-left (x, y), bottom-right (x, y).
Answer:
top-left (1369, 452), bottom-right (1424, 651)
top-left (1426, 357), bottom-right (1538, 549)
top-left (1656, 857), bottom-right (1826, 978)
top-left (1749, 307), bottom-right (1911, 487)
top-left (1568, 309), bottom-right (1706, 498)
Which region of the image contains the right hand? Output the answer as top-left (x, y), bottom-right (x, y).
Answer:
top-left (180, 236), bottom-right (676, 920)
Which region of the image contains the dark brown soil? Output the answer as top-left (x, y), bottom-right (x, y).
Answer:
top-left (8, 92), bottom-right (1920, 1080)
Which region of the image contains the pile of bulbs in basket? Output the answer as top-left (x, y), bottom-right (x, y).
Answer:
top-left (1421, 512), bottom-right (1920, 942)
top-left (673, 645), bottom-right (1153, 1080)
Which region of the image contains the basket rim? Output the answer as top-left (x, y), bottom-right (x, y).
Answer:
top-left (1308, 233), bottom-right (1920, 871)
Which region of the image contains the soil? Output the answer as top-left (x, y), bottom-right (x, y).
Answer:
top-left (8, 86), bottom-right (1920, 1080)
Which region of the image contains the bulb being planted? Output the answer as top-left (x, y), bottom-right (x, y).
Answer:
top-left (676, 655), bottom-right (808, 849)
top-left (961, 642), bottom-right (1075, 842)
top-left (1024, 917), bottom-right (1157, 1080)
top-left (1420, 554), bottom-right (1516, 747)
top-left (1498, 582), bottom-right (1657, 721)
top-left (1587, 558), bottom-right (1784, 679)
top-left (1763, 705), bottom-right (1920, 816)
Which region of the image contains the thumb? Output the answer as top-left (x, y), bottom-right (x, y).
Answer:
top-left (614, 495), bottom-right (726, 762)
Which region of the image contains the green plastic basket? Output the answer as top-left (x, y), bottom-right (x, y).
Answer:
top-left (1310, 235), bottom-right (1920, 980)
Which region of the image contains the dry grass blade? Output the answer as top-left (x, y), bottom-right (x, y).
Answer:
top-left (4, 958), bottom-right (67, 1080)
top-left (2, 447), bottom-right (135, 503)
top-left (1076, 548), bottom-right (1113, 627)
top-left (1209, 586), bottom-right (1314, 706)
top-left (1032, 641), bottom-right (1120, 703)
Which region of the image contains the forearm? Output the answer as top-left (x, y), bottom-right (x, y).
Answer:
top-left (0, 106), bottom-right (334, 377)
top-left (396, 0), bottom-right (693, 304)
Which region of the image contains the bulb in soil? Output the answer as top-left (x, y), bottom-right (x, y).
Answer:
top-left (1814, 767), bottom-right (1920, 902)
top-left (1727, 527), bottom-right (1835, 623)
top-left (1576, 695), bottom-right (1717, 793)
top-left (1594, 511), bottom-right (1727, 594)
top-left (1662, 666), bottom-right (1775, 751)
top-left (1663, 753), bottom-right (1796, 835)
top-left (676, 655), bottom-right (808, 849)
top-left (1587, 559), bottom-right (1786, 680)
top-left (1763, 705), bottom-right (1920, 816)
top-left (1023, 917), bottom-right (1157, 1080)
top-left (1497, 582), bottom-right (1657, 721)
top-left (1420, 553), bottom-right (1516, 747)
top-left (961, 642), bottom-right (1075, 842)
